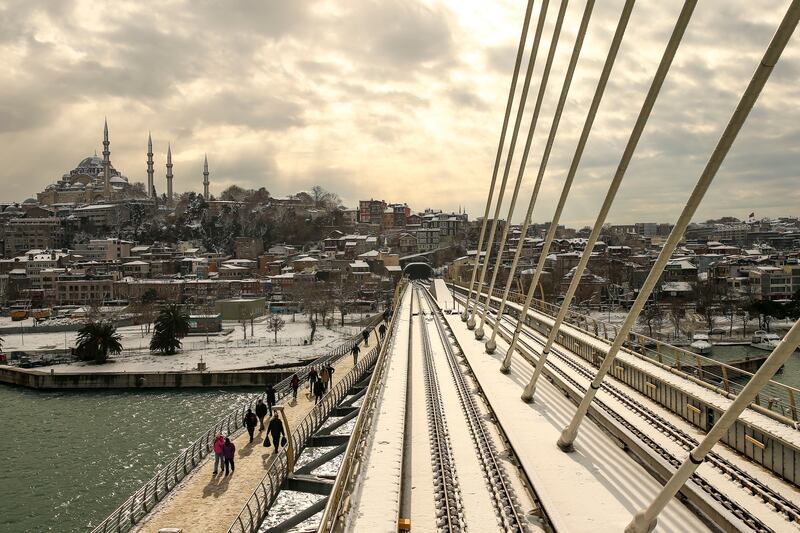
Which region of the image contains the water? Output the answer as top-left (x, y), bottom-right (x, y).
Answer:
top-left (710, 344), bottom-right (800, 390)
top-left (0, 386), bottom-right (257, 533)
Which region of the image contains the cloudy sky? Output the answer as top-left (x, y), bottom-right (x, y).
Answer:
top-left (1, 0), bottom-right (798, 225)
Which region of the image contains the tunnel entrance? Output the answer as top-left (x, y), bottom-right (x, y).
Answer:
top-left (403, 262), bottom-right (433, 280)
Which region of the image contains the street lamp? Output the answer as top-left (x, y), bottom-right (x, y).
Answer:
top-left (273, 405), bottom-right (294, 472)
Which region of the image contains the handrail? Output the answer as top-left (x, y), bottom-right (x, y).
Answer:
top-left (226, 339), bottom-right (384, 533)
top-left (317, 282), bottom-right (407, 532)
top-left (89, 314), bottom-right (383, 533)
top-left (450, 281), bottom-right (800, 422)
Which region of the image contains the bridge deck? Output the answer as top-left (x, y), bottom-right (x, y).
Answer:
top-left (133, 330), bottom-right (380, 533)
top-left (443, 312), bottom-right (710, 533)
top-left (344, 286), bottom-right (412, 533)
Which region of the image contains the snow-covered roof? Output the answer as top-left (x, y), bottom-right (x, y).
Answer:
top-left (661, 281), bottom-right (693, 292)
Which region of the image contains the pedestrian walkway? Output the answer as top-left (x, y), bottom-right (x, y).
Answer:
top-left (134, 329), bottom-right (381, 533)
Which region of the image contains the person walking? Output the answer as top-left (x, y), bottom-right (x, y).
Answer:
top-left (255, 399), bottom-right (268, 431)
top-left (351, 343), bottom-right (361, 365)
top-left (222, 437), bottom-right (236, 475)
top-left (308, 367), bottom-right (318, 392)
top-left (362, 329), bottom-right (370, 346)
top-left (212, 433), bottom-right (225, 475)
top-left (320, 366), bottom-right (330, 393)
top-left (290, 373), bottom-right (300, 400)
top-left (267, 413), bottom-right (285, 454)
top-left (378, 323), bottom-right (387, 341)
top-left (383, 307), bottom-right (391, 322)
top-left (265, 383), bottom-right (277, 416)
top-left (243, 408), bottom-right (258, 443)
top-left (327, 364), bottom-right (335, 385)
top-left (313, 378), bottom-right (325, 404)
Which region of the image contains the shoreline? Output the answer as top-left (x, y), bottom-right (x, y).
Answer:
top-left (0, 364), bottom-right (297, 390)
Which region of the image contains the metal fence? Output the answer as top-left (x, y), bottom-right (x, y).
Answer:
top-left (89, 313), bottom-right (383, 533)
top-left (226, 342), bottom-right (382, 533)
top-left (453, 282), bottom-right (800, 422)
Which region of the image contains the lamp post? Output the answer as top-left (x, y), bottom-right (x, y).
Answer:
top-left (274, 406), bottom-right (294, 472)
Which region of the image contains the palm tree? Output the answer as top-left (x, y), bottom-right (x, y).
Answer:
top-left (75, 321), bottom-right (123, 364)
top-left (150, 305), bottom-right (190, 355)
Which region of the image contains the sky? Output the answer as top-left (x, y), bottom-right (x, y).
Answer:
top-left (0, 0), bottom-right (798, 226)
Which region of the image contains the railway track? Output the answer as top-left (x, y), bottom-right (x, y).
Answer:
top-left (414, 286), bottom-right (467, 532)
top-left (458, 291), bottom-right (799, 532)
top-left (417, 285), bottom-right (534, 533)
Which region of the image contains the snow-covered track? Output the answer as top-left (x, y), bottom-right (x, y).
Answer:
top-left (418, 285), bottom-right (535, 533)
top-left (415, 285), bottom-right (467, 532)
top-left (505, 317), bottom-right (800, 529)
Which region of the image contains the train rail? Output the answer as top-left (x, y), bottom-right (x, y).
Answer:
top-left (418, 285), bottom-right (536, 533)
top-left (415, 286), bottom-right (467, 532)
top-left (461, 291), bottom-right (797, 532)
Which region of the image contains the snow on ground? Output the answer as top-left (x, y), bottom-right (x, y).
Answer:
top-left (28, 319), bottom-right (359, 373)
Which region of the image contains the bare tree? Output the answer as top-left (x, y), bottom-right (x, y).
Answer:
top-left (266, 314), bottom-right (286, 342)
top-left (638, 305), bottom-right (664, 338)
top-left (669, 302), bottom-right (685, 340)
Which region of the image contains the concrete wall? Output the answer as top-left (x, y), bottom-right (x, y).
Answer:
top-left (0, 365), bottom-right (293, 390)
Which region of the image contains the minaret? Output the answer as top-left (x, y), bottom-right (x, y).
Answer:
top-left (102, 119), bottom-right (111, 198)
top-left (203, 154), bottom-right (210, 200)
top-left (147, 133), bottom-right (155, 198)
top-left (166, 143), bottom-right (174, 205)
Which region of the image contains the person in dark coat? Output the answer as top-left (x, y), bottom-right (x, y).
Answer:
top-left (362, 329), bottom-right (370, 346)
top-left (308, 367), bottom-right (318, 391)
top-left (266, 413), bottom-right (285, 453)
top-left (255, 399), bottom-right (268, 431)
top-left (378, 323), bottom-right (387, 340)
top-left (319, 366), bottom-right (329, 392)
top-left (223, 437), bottom-right (236, 475)
top-left (327, 364), bottom-right (335, 384)
top-left (290, 373), bottom-right (300, 400)
top-left (313, 378), bottom-right (325, 404)
top-left (351, 343), bottom-right (361, 364)
top-left (243, 408), bottom-right (258, 442)
top-left (265, 383), bottom-right (277, 416)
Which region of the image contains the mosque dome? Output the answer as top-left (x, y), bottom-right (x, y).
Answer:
top-left (109, 176), bottom-right (127, 184)
top-left (22, 198), bottom-right (37, 205)
top-left (77, 155), bottom-right (105, 170)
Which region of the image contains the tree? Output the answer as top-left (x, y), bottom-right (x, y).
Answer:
top-left (747, 299), bottom-right (784, 332)
top-left (150, 305), bottom-right (190, 355)
top-left (266, 314), bottom-right (286, 342)
top-left (693, 280), bottom-right (719, 333)
top-left (310, 185), bottom-right (341, 211)
top-left (638, 305), bottom-right (664, 337)
top-left (75, 321), bottom-right (123, 364)
top-left (669, 302), bottom-right (685, 339)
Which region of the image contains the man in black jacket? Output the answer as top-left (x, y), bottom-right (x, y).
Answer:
top-left (267, 413), bottom-right (285, 453)
top-left (265, 383), bottom-right (277, 416)
top-left (243, 408), bottom-right (258, 443)
top-left (255, 399), bottom-right (268, 431)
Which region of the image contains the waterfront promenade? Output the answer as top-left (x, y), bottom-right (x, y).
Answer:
top-left (132, 330), bottom-right (377, 533)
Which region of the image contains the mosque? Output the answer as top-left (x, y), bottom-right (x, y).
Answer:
top-left (35, 120), bottom-right (200, 207)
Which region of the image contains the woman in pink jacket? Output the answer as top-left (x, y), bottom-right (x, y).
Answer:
top-left (212, 433), bottom-right (225, 475)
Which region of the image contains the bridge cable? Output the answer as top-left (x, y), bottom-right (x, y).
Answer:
top-left (465, 0), bottom-right (553, 330)
top-left (474, 0), bottom-right (580, 342)
top-left (497, 0), bottom-right (695, 397)
top-left (461, 0), bottom-right (537, 322)
top-left (478, 0), bottom-right (597, 345)
top-left (491, 0), bottom-right (635, 358)
top-left (558, 0), bottom-right (798, 454)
